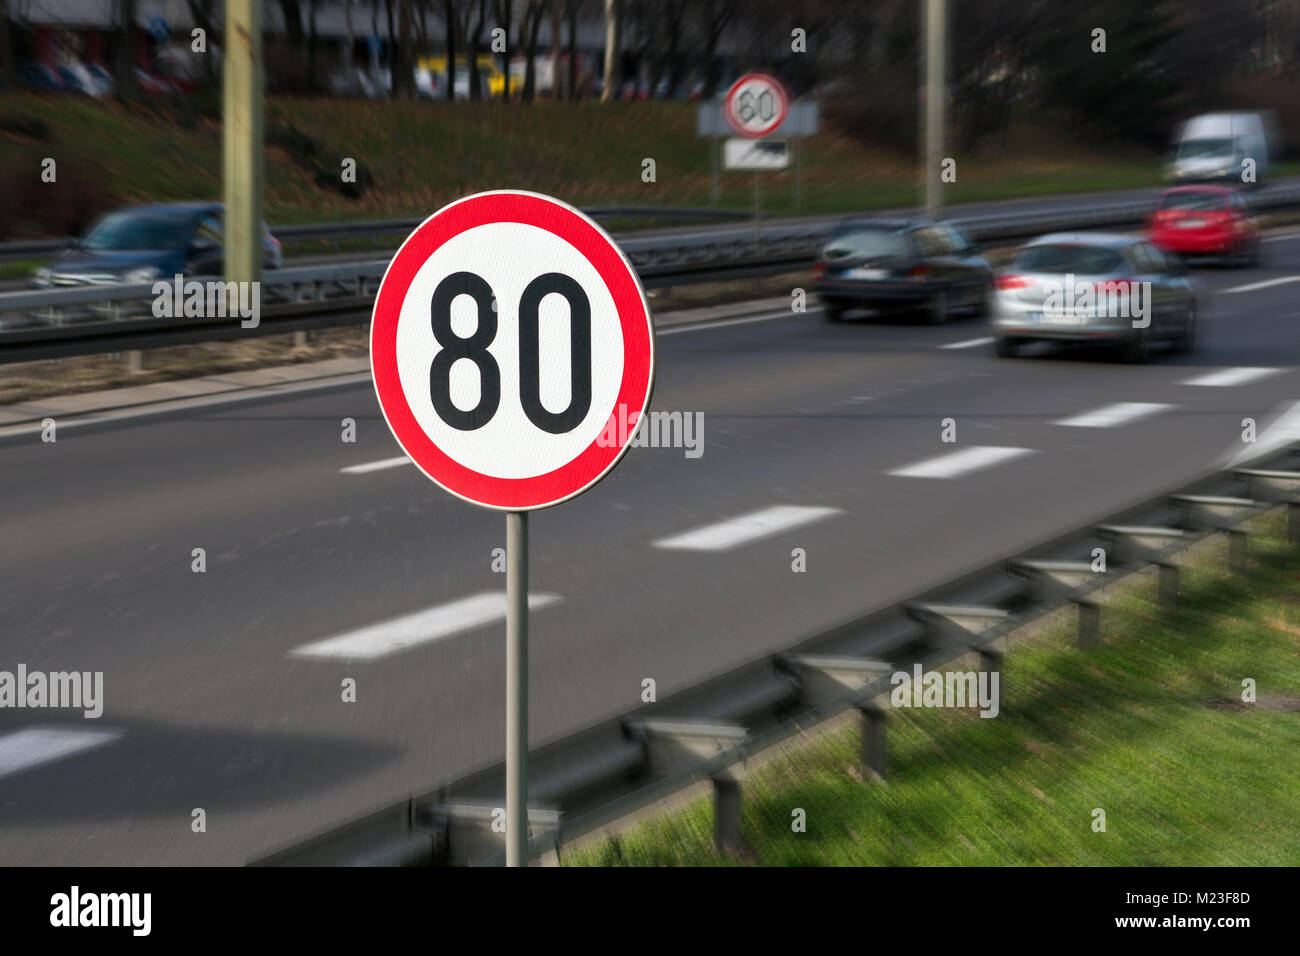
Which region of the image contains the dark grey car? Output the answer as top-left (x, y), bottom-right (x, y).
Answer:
top-left (812, 218), bottom-right (993, 324)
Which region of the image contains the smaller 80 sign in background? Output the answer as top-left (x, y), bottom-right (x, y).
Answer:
top-left (724, 71), bottom-right (791, 138)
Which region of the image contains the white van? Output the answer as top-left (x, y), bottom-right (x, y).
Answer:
top-left (1168, 112), bottom-right (1275, 184)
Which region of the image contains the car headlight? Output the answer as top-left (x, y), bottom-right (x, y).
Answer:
top-left (124, 266), bottom-right (162, 283)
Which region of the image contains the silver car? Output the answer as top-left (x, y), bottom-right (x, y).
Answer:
top-left (992, 233), bottom-right (1196, 362)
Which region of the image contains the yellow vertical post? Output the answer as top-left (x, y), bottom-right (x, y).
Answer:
top-left (224, 0), bottom-right (264, 291)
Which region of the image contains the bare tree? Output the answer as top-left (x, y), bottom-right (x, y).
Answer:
top-left (114, 0), bottom-right (138, 97)
top-left (697, 0), bottom-right (740, 97)
top-left (468, 0), bottom-right (488, 100)
top-left (549, 0), bottom-right (563, 98)
top-left (343, 0), bottom-right (355, 67)
top-left (493, 0), bottom-right (515, 100)
top-left (566, 0), bottom-right (582, 99)
top-left (0, 0), bottom-right (14, 80)
top-left (307, 0), bottom-right (321, 90)
top-left (521, 0), bottom-right (546, 101)
top-left (440, 0), bottom-right (460, 100)
top-left (600, 0), bottom-right (620, 101)
top-left (393, 0), bottom-right (415, 97)
top-left (279, 0), bottom-right (305, 44)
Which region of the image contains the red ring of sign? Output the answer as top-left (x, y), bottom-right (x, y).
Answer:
top-left (723, 71), bottom-right (790, 138)
top-left (370, 191), bottom-right (655, 511)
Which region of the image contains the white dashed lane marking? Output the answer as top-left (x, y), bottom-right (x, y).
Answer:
top-left (653, 505), bottom-right (843, 552)
top-left (0, 726), bottom-right (121, 782)
top-left (1055, 402), bottom-right (1172, 428)
top-left (290, 592), bottom-right (562, 660)
top-left (1181, 368), bottom-right (1283, 387)
top-left (1222, 276), bottom-right (1300, 294)
top-left (887, 446), bottom-right (1034, 479)
top-left (340, 456), bottom-right (411, 474)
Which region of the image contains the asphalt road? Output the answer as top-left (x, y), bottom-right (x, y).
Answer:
top-left (2, 236), bottom-right (1299, 864)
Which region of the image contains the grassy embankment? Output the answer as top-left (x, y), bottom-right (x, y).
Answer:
top-left (565, 517), bottom-right (1300, 866)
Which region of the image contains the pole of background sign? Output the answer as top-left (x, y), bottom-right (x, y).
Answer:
top-left (923, 0), bottom-right (945, 219)
top-left (794, 138), bottom-right (802, 212)
top-left (505, 510), bottom-right (529, 867)
top-left (752, 169), bottom-right (760, 242)
top-left (710, 132), bottom-right (719, 205)
top-left (224, 0), bottom-right (263, 299)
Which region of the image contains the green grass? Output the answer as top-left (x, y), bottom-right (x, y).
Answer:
top-left (1, 93), bottom-right (1178, 239)
top-left (565, 520), bottom-right (1300, 866)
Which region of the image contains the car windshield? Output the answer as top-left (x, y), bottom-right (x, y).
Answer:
top-left (1178, 137), bottom-right (1234, 159)
top-left (824, 228), bottom-right (910, 260)
top-left (82, 211), bottom-right (195, 251)
top-left (1161, 191), bottom-right (1227, 211)
top-left (1017, 244), bottom-right (1126, 275)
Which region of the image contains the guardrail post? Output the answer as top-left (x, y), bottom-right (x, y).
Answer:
top-left (1229, 530), bottom-right (1249, 575)
top-left (1076, 600), bottom-right (1100, 649)
top-left (126, 350), bottom-right (144, 374)
top-left (293, 330), bottom-right (308, 349)
top-left (712, 769), bottom-right (744, 856)
top-left (977, 645), bottom-right (1004, 678)
top-left (1158, 563), bottom-right (1179, 611)
top-left (856, 703), bottom-right (887, 781)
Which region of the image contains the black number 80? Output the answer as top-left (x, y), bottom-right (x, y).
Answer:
top-left (429, 271), bottom-right (592, 434)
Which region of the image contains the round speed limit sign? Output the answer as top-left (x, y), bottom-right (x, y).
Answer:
top-left (723, 71), bottom-right (790, 139)
top-left (370, 190), bottom-right (655, 511)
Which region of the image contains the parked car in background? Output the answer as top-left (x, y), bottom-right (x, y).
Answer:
top-left (991, 234), bottom-right (1196, 362)
top-left (33, 203), bottom-right (282, 288)
top-left (19, 62), bottom-right (68, 92)
top-left (1148, 185), bottom-right (1260, 267)
top-left (134, 67), bottom-right (181, 95)
top-left (56, 62), bottom-right (113, 98)
top-left (812, 217), bottom-right (993, 323)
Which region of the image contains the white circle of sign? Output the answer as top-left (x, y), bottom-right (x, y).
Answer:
top-left (370, 190), bottom-right (656, 511)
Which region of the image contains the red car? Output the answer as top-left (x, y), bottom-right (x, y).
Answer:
top-left (1148, 185), bottom-right (1260, 267)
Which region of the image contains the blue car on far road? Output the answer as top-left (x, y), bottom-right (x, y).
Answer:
top-left (33, 203), bottom-right (283, 288)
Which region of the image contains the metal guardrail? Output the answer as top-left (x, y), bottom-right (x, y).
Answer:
top-left (4, 183), bottom-right (1300, 364)
top-left (252, 443), bottom-right (1300, 866)
top-left (0, 206), bottom-right (752, 263)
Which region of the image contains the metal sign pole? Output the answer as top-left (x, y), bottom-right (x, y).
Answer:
top-left (794, 137), bottom-right (801, 211)
top-left (505, 510), bottom-right (529, 867)
top-left (711, 133), bottom-right (719, 205)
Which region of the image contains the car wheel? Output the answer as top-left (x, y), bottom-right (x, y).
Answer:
top-left (1119, 328), bottom-right (1152, 363)
top-left (973, 284), bottom-right (992, 319)
top-left (823, 302), bottom-right (847, 322)
top-left (1171, 301), bottom-right (1197, 354)
top-left (926, 290), bottom-right (949, 325)
top-left (995, 337), bottom-right (1019, 358)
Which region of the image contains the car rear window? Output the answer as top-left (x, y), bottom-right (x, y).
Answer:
top-left (1016, 244), bottom-right (1126, 275)
top-left (1160, 191), bottom-right (1227, 211)
top-left (823, 228), bottom-right (911, 260)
